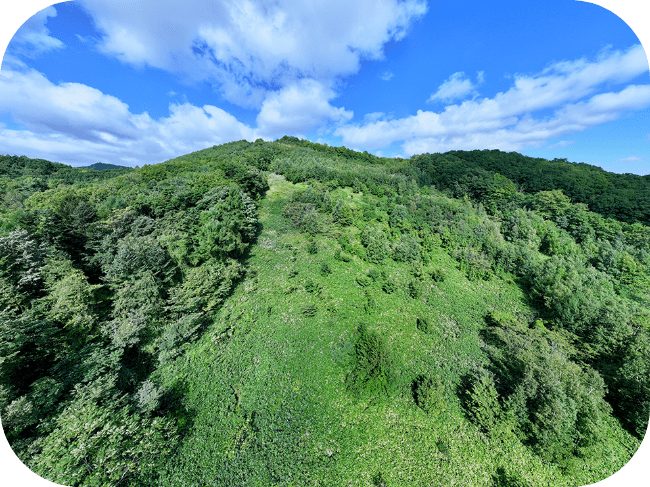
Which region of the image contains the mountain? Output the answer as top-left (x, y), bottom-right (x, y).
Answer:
top-left (0, 139), bottom-right (648, 486)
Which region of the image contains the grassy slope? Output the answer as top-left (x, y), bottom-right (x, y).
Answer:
top-left (154, 173), bottom-right (635, 486)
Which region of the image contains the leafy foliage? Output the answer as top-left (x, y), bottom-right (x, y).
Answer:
top-left (413, 374), bottom-right (446, 415)
top-left (346, 324), bottom-right (394, 397)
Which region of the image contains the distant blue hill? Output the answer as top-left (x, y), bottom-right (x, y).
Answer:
top-left (81, 162), bottom-right (131, 171)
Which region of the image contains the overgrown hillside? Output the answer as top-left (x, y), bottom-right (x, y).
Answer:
top-left (1, 140), bottom-right (649, 486)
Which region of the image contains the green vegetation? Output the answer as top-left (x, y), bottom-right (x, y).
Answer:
top-left (411, 149), bottom-right (650, 225)
top-left (1, 138), bottom-right (649, 486)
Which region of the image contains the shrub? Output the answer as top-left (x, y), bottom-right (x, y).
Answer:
top-left (413, 374), bottom-right (446, 415)
top-left (333, 200), bottom-right (354, 226)
top-left (320, 261), bottom-right (332, 276)
top-left (389, 204), bottom-right (409, 229)
top-left (408, 280), bottom-right (421, 299)
top-left (346, 324), bottom-right (394, 396)
top-left (430, 267), bottom-right (446, 282)
top-left (464, 370), bottom-right (512, 439)
top-left (485, 310), bottom-right (519, 329)
top-left (307, 241), bottom-right (318, 254)
top-left (356, 275), bottom-right (371, 287)
top-left (289, 187), bottom-right (332, 212)
top-left (334, 248), bottom-right (352, 262)
top-left (283, 202), bottom-right (322, 235)
top-left (168, 259), bottom-right (243, 314)
top-left (302, 304), bottom-right (318, 317)
top-left (155, 313), bottom-right (207, 365)
top-left (392, 235), bottom-right (421, 263)
top-left (193, 187), bottom-right (258, 260)
top-left (411, 262), bottom-right (425, 279)
top-left (304, 279), bottom-right (321, 294)
top-left (352, 243), bottom-right (367, 261)
top-left (364, 291), bottom-right (376, 314)
top-left (360, 225), bottom-right (390, 264)
top-left (416, 317), bottom-right (431, 334)
top-left (382, 278), bottom-right (397, 294)
top-left (456, 247), bottom-right (492, 281)
top-left (367, 268), bottom-right (381, 281)
top-left (372, 471), bottom-right (387, 487)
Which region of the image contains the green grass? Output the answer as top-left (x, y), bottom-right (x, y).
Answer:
top-left (155, 174), bottom-right (636, 486)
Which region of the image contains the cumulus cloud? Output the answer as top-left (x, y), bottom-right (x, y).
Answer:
top-left (6, 5), bottom-right (63, 59)
top-left (78, 0), bottom-right (426, 108)
top-left (428, 71), bottom-right (480, 103)
top-left (0, 1), bottom-right (427, 165)
top-left (364, 112), bottom-right (388, 123)
top-left (0, 67), bottom-right (256, 166)
top-left (380, 71), bottom-right (395, 81)
top-left (337, 45), bottom-right (650, 155)
top-left (256, 79), bottom-right (352, 137)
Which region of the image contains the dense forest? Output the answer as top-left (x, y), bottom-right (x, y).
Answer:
top-left (1, 139), bottom-right (649, 486)
top-left (411, 150), bottom-right (650, 225)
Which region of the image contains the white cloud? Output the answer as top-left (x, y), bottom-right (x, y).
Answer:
top-left (381, 71), bottom-right (395, 81)
top-left (545, 140), bottom-right (574, 149)
top-left (7, 5), bottom-right (63, 58)
top-left (428, 71), bottom-right (479, 103)
top-left (256, 79), bottom-right (352, 138)
top-left (0, 67), bottom-right (256, 166)
top-left (618, 155), bottom-right (647, 163)
top-left (337, 45), bottom-right (650, 155)
top-left (364, 112), bottom-right (388, 123)
top-left (0, 68), bottom-right (139, 142)
top-left (0, 1), bottom-right (426, 166)
top-left (78, 0), bottom-right (426, 108)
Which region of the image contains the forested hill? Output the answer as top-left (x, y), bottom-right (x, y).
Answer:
top-left (3, 143), bottom-right (649, 226)
top-left (0, 154), bottom-right (132, 183)
top-left (81, 162), bottom-right (131, 171)
top-left (412, 149), bottom-right (650, 225)
top-left (1, 138), bottom-right (650, 486)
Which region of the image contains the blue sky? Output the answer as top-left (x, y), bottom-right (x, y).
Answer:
top-left (0, 1), bottom-right (649, 175)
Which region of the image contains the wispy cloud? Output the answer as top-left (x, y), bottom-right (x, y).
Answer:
top-left (618, 155), bottom-right (647, 163)
top-left (7, 6), bottom-right (63, 59)
top-left (380, 71), bottom-right (395, 81)
top-left (336, 45), bottom-right (650, 156)
top-left (545, 140), bottom-right (574, 149)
